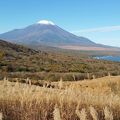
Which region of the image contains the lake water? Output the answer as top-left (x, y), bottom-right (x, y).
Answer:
top-left (94, 56), bottom-right (120, 62)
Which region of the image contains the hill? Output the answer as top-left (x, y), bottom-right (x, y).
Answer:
top-left (0, 39), bottom-right (38, 56)
top-left (0, 39), bottom-right (120, 80)
top-left (0, 20), bottom-right (95, 47)
top-left (1, 20), bottom-right (119, 51)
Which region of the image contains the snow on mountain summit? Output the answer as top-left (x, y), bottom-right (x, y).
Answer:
top-left (37, 20), bottom-right (55, 25)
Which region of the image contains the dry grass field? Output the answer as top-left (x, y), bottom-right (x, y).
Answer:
top-left (0, 75), bottom-right (120, 120)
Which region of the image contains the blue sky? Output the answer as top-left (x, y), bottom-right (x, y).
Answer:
top-left (0, 0), bottom-right (120, 46)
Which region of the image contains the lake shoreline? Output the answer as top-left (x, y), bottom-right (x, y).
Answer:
top-left (94, 56), bottom-right (120, 62)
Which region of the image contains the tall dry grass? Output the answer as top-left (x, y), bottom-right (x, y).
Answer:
top-left (53, 104), bottom-right (61, 120)
top-left (104, 106), bottom-right (113, 120)
top-left (76, 107), bottom-right (87, 120)
top-left (0, 76), bottom-right (120, 119)
top-left (0, 113), bottom-right (3, 120)
top-left (89, 106), bottom-right (99, 120)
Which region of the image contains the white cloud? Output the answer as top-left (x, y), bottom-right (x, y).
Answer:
top-left (73, 25), bottom-right (120, 33)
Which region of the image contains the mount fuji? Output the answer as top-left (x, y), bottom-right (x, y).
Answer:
top-left (0, 20), bottom-right (119, 51)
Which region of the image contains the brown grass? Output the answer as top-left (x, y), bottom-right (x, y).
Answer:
top-left (58, 45), bottom-right (120, 51)
top-left (53, 104), bottom-right (61, 120)
top-left (0, 113), bottom-right (3, 120)
top-left (0, 76), bottom-right (120, 120)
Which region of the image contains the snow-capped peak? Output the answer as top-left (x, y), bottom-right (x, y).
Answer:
top-left (37, 20), bottom-right (55, 25)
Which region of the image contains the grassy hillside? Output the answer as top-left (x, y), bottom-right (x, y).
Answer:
top-left (0, 39), bottom-right (120, 119)
top-left (0, 75), bottom-right (120, 119)
top-left (0, 39), bottom-right (120, 80)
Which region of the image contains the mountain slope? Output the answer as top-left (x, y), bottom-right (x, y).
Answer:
top-left (0, 20), bottom-right (120, 51)
top-left (0, 39), bottom-right (120, 80)
top-left (0, 20), bottom-right (96, 47)
top-left (0, 39), bottom-right (38, 57)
